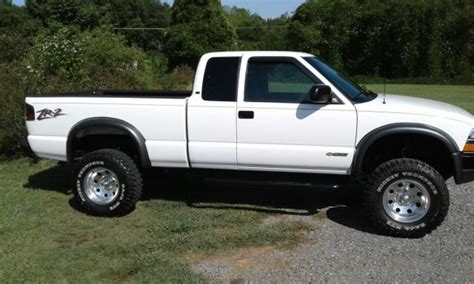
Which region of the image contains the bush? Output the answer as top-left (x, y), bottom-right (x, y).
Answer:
top-left (157, 65), bottom-right (194, 90)
top-left (0, 68), bottom-right (28, 159)
top-left (23, 27), bottom-right (155, 94)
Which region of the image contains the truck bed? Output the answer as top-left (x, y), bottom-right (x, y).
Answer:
top-left (37, 90), bottom-right (192, 98)
top-left (26, 92), bottom-right (190, 167)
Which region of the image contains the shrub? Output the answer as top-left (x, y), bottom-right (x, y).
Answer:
top-left (23, 27), bottom-right (155, 94)
top-left (157, 65), bottom-right (194, 90)
top-left (0, 67), bottom-right (28, 158)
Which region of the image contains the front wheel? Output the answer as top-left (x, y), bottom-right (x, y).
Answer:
top-left (364, 158), bottom-right (449, 237)
top-left (74, 149), bottom-right (143, 216)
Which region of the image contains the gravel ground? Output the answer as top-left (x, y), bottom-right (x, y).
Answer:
top-left (192, 179), bottom-right (474, 283)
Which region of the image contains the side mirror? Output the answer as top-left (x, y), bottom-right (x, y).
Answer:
top-left (310, 84), bottom-right (332, 104)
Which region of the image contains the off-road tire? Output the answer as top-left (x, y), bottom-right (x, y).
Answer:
top-left (364, 158), bottom-right (449, 238)
top-left (74, 149), bottom-right (143, 216)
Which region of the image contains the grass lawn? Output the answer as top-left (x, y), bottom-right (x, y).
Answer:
top-left (0, 159), bottom-right (315, 282)
top-left (364, 84), bottom-right (474, 113)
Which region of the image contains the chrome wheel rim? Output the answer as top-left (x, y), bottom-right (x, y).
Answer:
top-left (382, 178), bottom-right (431, 223)
top-left (84, 167), bottom-right (120, 205)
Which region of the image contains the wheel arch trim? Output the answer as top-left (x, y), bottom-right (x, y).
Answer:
top-left (351, 123), bottom-right (459, 175)
top-left (67, 117), bottom-right (151, 167)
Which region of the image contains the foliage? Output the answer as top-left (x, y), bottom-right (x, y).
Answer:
top-left (287, 0), bottom-right (473, 79)
top-left (288, 0), bottom-right (359, 71)
top-left (0, 2), bottom-right (39, 65)
top-left (109, 0), bottom-right (171, 50)
top-left (157, 65), bottom-right (195, 90)
top-left (23, 27), bottom-right (155, 93)
top-left (0, 3), bottom-right (40, 156)
top-left (224, 6), bottom-right (289, 51)
top-left (0, 68), bottom-right (28, 157)
top-left (164, 0), bottom-right (237, 67)
top-left (25, 0), bottom-right (171, 50)
top-left (78, 28), bottom-right (154, 90)
top-left (147, 51), bottom-right (169, 77)
top-left (428, 1), bottom-right (472, 79)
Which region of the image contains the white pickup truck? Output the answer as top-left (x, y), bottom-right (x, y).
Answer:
top-left (24, 51), bottom-right (474, 237)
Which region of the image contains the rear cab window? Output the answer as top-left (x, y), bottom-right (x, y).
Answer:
top-left (202, 57), bottom-right (241, 102)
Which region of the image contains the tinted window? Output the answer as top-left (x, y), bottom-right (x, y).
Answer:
top-left (304, 57), bottom-right (376, 103)
top-left (202, 57), bottom-right (240, 102)
top-left (245, 58), bottom-right (321, 103)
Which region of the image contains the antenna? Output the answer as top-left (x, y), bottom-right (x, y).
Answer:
top-left (383, 77), bottom-right (386, 104)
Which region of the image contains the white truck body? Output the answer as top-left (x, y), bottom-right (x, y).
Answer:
top-left (25, 51), bottom-right (473, 175)
top-left (24, 51), bottom-right (474, 236)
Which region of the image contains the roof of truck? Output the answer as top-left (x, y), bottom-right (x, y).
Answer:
top-left (203, 51), bottom-right (314, 58)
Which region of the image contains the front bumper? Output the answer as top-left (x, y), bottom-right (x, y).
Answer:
top-left (453, 152), bottom-right (474, 184)
top-left (18, 137), bottom-right (38, 162)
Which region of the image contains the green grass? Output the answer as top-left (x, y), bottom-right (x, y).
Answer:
top-left (0, 159), bottom-right (313, 282)
top-left (364, 84), bottom-right (474, 113)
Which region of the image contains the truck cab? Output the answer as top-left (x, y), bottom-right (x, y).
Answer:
top-left (188, 52), bottom-right (357, 174)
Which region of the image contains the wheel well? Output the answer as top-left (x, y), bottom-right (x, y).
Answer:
top-left (360, 133), bottom-right (454, 179)
top-left (69, 126), bottom-right (142, 166)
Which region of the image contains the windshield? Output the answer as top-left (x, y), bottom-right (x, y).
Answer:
top-left (304, 57), bottom-right (376, 102)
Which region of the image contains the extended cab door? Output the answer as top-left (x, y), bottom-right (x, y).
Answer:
top-left (187, 55), bottom-right (241, 169)
top-left (236, 55), bottom-right (357, 174)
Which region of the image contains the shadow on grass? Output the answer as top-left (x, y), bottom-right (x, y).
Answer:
top-left (24, 164), bottom-right (376, 234)
top-left (23, 163), bottom-right (74, 195)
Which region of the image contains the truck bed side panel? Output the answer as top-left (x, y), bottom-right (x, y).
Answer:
top-left (25, 97), bottom-right (188, 167)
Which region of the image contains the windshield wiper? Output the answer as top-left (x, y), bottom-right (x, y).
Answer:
top-left (353, 90), bottom-right (368, 101)
top-left (353, 88), bottom-right (377, 101)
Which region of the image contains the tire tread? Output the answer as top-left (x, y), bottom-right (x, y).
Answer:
top-left (74, 149), bottom-right (143, 216)
top-left (363, 158), bottom-right (449, 238)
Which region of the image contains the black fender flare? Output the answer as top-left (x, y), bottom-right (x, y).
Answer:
top-left (351, 123), bottom-right (459, 175)
top-left (67, 117), bottom-right (151, 168)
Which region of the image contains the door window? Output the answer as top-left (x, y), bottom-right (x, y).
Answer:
top-left (245, 58), bottom-right (322, 103)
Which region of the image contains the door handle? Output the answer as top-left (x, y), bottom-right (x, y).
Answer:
top-left (238, 111), bottom-right (254, 119)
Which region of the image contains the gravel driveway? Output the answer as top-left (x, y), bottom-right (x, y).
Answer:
top-left (192, 179), bottom-right (474, 282)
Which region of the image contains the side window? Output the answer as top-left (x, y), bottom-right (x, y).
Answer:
top-left (245, 58), bottom-right (322, 103)
top-left (202, 57), bottom-right (240, 102)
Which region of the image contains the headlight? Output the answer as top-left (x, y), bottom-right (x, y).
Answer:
top-left (464, 129), bottom-right (474, 152)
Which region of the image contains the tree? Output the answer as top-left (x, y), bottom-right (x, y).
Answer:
top-left (259, 14), bottom-right (290, 51)
top-left (224, 6), bottom-right (264, 50)
top-left (287, 0), bottom-right (472, 80)
top-left (164, 0), bottom-right (237, 67)
top-left (429, 0), bottom-right (472, 79)
top-left (223, 6), bottom-right (289, 51)
top-left (25, 0), bottom-right (171, 51)
top-left (26, 0), bottom-right (83, 27)
top-left (106, 0), bottom-right (171, 50)
top-left (0, 2), bottom-right (39, 65)
top-left (287, 0), bottom-right (359, 71)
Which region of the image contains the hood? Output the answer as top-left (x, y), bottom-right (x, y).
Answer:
top-left (356, 94), bottom-right (473, 126)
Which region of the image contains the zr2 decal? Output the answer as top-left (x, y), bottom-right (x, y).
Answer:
top-left (37, 108), bottom-right (65, 121)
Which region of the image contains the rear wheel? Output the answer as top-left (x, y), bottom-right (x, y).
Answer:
top-left (364, 158), bottom-right (449, 237)
top-left (74, 149), bottom-right (143, 216)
